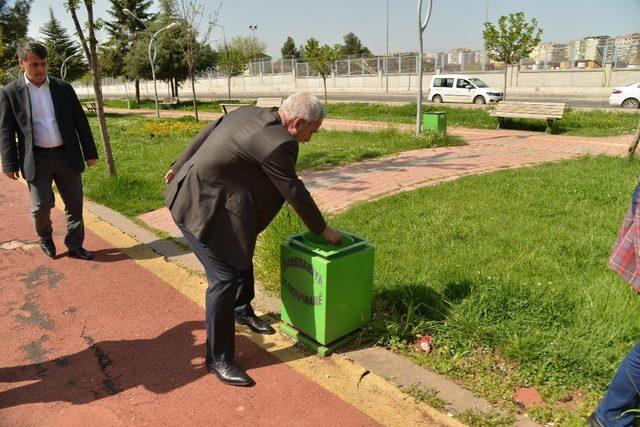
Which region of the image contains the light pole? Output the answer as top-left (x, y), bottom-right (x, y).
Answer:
top-left (149, 23), bottom-right (178, 117)
top-left (249, 24), bottom-right (258, 58)
top-left (60, 51), bottom-right (81, 81)
top-left (214, 23), bottom-right (227, 51)
top-left (249, 24), bottom-right (257, 74)
top-left (385, 0), bottom-right (389, 93)
top-left (123, 8), bottom-right (177, 118)
top-left (416, 0), bottom-right (433, 135)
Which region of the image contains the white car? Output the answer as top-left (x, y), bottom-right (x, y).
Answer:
top-left (428, 74), bottom-right (503, 104)
top-left (609, 82), bottom-right (640, 109)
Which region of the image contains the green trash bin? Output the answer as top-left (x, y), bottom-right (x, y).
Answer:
top-left (422, 111), bottom-right (447, 133)
top-left (280, 230), bottom-right (374, 356)
top-left (126, 99), bottom-right (137, 109)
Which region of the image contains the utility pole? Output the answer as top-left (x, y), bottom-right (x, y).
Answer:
top-left (416, 0), bottom-right (433, 135)
top-left (385, 0), bottom-right (389, 93)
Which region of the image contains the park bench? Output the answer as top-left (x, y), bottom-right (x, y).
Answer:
top-left (82, 101), bottom-right (96, 113)
top-left (160, 97), bottom-right (179, 109)
top-left (220, 103), bottom-right (251, 114)
top-left (490, 101), bottom-right (566, 133)
top-left (255, 97), bottom-right (283, 111)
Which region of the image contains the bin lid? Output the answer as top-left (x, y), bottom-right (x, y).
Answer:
top-left (285, 231), bottom-right (368, 258)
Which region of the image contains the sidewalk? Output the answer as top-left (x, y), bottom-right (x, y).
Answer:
top-left (0, 178), bottom-right (455, 425)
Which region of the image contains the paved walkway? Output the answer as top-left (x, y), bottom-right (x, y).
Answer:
top-left (0, 177), bottom-right (453, 425)
top-left (131, 106), bottom-right (628, 236)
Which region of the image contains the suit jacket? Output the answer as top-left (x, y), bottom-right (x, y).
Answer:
top-left (165, 106), bottom-right (326, 270)
top-left (0, 75), bottom-right (98, 181)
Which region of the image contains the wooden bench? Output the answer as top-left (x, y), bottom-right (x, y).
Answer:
top-left (220, 103), bottom-right (251, 114)
top-left (82, 102), bottom-right (96, 113)
top-left (255, 97), bottom-right (282, 111)
top-left (490, 101), bottom-right (566, 133)
top-left (160, 97), bottom-right (179, 109)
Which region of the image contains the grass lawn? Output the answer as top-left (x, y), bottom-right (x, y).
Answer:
top-left (254, 155), bottom-right (640, 424)
top-left (82, 115), bottom-right (465, 217)
top-left (93, 97), bottom-right (638, 137)
top-left (325, 102), bottom-right (639, 137)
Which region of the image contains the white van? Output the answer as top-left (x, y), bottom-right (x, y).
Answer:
top-left (428, 74), bottom-right (503, 104)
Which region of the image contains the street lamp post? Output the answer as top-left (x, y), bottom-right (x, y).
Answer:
top-left (149, 23), bottom-right (178, 117)
top-left (61, 51), bottom-right (81, 81)
top-left (123, 8), bottom-right (177, 118)
top-left (385, 0), bottom-right (389, 93)
top-left (249, 24), bottom-right (257, 74)
top-left (214, 23), bottom-right (227, 51)
top-left (416, 0), bottom-right (433, 135)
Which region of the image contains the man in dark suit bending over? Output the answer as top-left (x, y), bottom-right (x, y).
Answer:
top-left (0, 41), bottom-right (98, 260)
top-left (164, 92), bottom-right (341, 386)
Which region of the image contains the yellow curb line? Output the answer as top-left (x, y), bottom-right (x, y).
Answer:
top-left (44, 189), bottom-right (461, 426)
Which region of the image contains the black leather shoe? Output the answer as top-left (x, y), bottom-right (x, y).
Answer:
top-left (207, 361), bottom-right (253, 386)
top-left (40, 238), bottom-right (56, 258)
top-left (235, 314), bottom-right (276, 334)
top-left (68, 247), bottom-right (94, 260)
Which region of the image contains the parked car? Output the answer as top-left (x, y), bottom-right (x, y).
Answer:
top-left (609, 82), bottom-right (640, 109)
top-left (428, 74), bottom-right (503, 104)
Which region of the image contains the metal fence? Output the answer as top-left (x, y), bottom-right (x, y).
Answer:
top-left (218, 39), bottom-right (640, 78)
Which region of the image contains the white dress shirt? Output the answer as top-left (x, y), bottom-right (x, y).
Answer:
top-left (25, 74), bottom-right (64, 148)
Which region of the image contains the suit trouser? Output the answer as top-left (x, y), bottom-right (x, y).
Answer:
top-left (27, 149), bottom-right (84, 251)
top-left (177, 223), bottom-right (255, 363)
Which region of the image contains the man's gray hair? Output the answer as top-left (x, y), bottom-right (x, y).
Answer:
top-left (280, 92), bottom-right (324, 123)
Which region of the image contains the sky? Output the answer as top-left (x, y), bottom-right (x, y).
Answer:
top-left (25, 0), bottom-right (640, 58)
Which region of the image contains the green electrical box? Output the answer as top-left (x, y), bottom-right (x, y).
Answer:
top-left (280, 231), bottom-right (374, 356)
top-left (422, 111), bottom-right (447, 133)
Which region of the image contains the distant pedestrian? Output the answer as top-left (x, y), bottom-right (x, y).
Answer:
top-left (0, 40), bottom-right (98, 260)
top-left (589, 181), bottom-right (640, 426)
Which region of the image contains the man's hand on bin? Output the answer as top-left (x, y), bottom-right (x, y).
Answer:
top-left (322, 226), bottom-right (342, 246)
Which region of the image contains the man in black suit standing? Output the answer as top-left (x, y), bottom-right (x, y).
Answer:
top-left (0, 41), bottom-right (98, 260)
top-left (164, 92), bottom-right (341, 386)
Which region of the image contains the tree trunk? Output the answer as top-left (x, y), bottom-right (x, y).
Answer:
top-left (503, 66), bottom-right (508, 101)
top-left (69, 0), bottom-right (116, 176)
top-left (191, 76), bottom-right (199, 122)
top-left (628, 116), bottom-right (640, 159)
top-left (174, 77), bottom-right (179, 98)
top-left (227, 76), bottom-right (231, 100)
top-left (134, 80), bottom-right (140, 104)
top-left (322, 76), bottom-right (328, 105)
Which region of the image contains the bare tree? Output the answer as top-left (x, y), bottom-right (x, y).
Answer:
top-left (65, 0), bottom-right (116, 176)
top-left (170, 0), bottom-right (221, 122)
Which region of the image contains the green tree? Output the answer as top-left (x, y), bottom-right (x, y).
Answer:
top-left (217, 46), bottom-right (248, 100)
top-left (101, 0), bottom-right (154, 103)
top-left (122, 22), bottom-right (188, 99)
top-left (281, 36), bottom-right (299, 59)
top-left (227, 35), bottom-right (267, 60)
top-left (40, 8), bottom-right (87, 81)
top-left (0, 0), bottom-right (32, 81)
top-left (483, 12), bottom-right (542, 100)
top-left (339, 32), bottom-right (370, 57)
top-left (302, 38), bottom-right (339, 104)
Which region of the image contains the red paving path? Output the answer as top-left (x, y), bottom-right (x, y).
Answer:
top-left (0, 178), bottom-right (376, 425)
